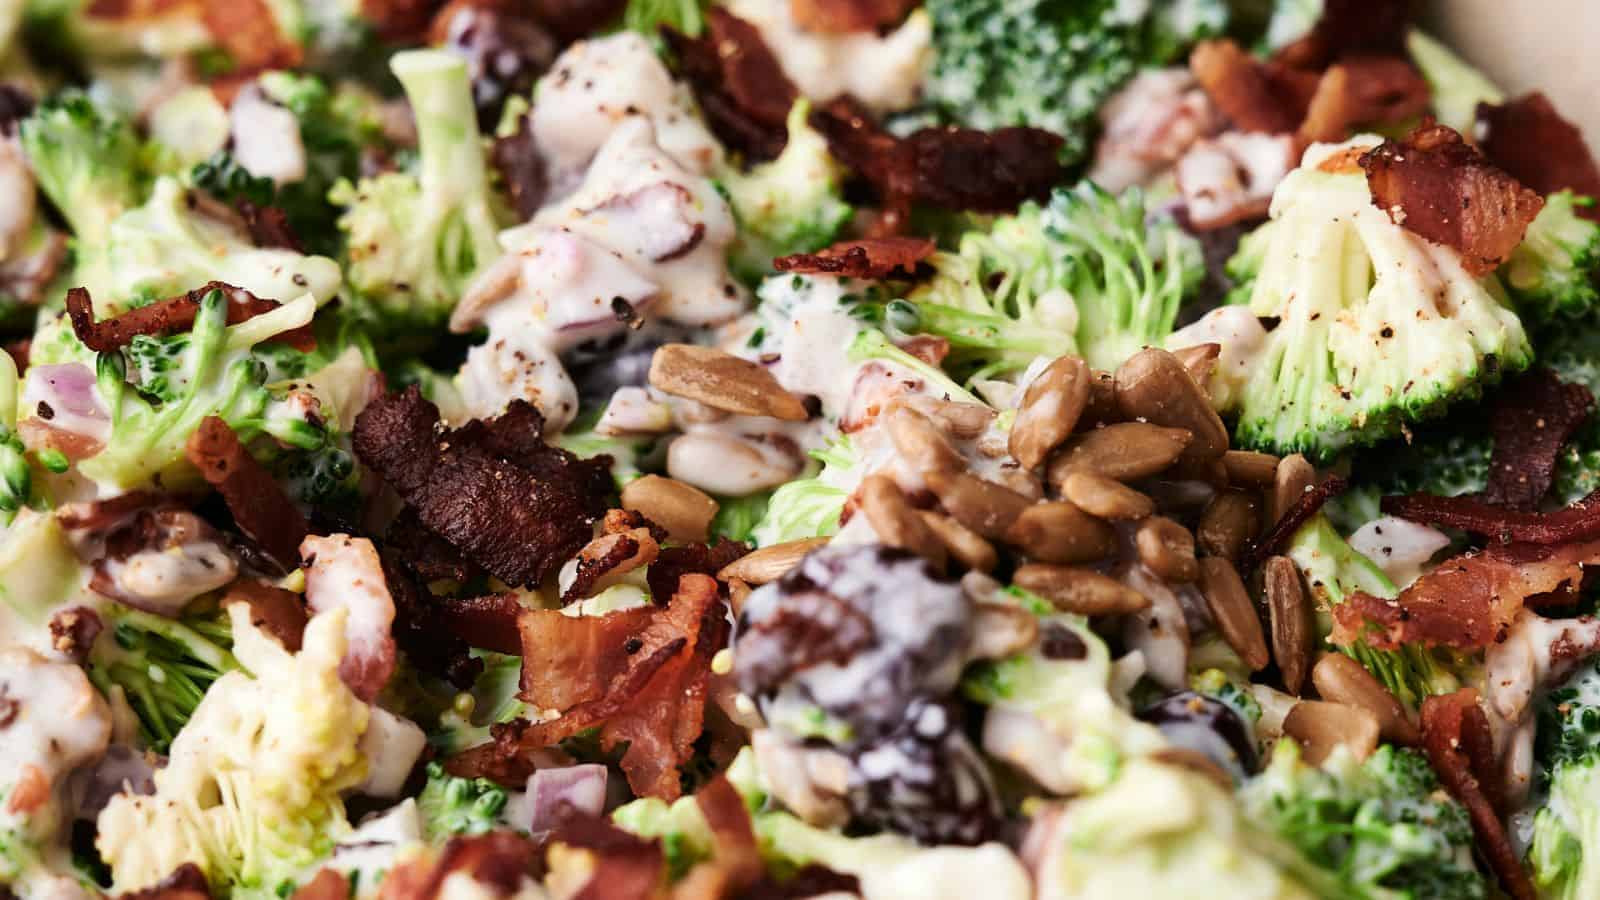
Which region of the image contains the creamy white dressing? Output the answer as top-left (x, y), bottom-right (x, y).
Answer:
top-left (301, 534), bottom-right (397, 700)
top-left (1167, 305), bottom-right (1269, 410)
top-left (1089, 68), bottom-right (1219, 192)
top-left (97, 541), bottom-right (236, 617)
top-left (1347, 516), bottom-right (1451, 588)
top-left (727, 0), bottom-right (933, 115)
top-left (229, 85), bottom-right (308, 185)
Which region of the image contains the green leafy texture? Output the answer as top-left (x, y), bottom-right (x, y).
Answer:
top-left (710, 491), bottom-right (770, 543)
top-left (1502, 191), bottom-right (1600, 327)
top-left (87, 605), bottom-right (236, 753)
top-left (0, 351), bottom-right (28, 516)
top-left (0, 510), bottom-right (84, 628)
top-left (922, 0), bottom-right (1223, 167)
top-left (1239, 741), bottom-right (1487, 900)
top-left (1258, 0), bottom-right (1320, 54)
top-left (331, 49), bottom-right (503, 334)
top-left (623, 0), bottom-right (707, 38)
top-left (1222, 147), bottom-right (1532, 462)
top-left (1405, 29), bottom-right (1503, 135)
top-left (19, 90), bottom-right (148, 246)
top-left (429, 651), bottom-right (526, 755)
top-left (76, 288), bottom-right (331, 492)
top-left (909, 182), bottom-right (1202, 381)
top-left (1288, 515), bottom-right (1461, 711)
top-left (749, 436), bottom-right (855, 548)
top-left (723, 99), bottom-right (853, 283)
top-left (416, 762), bottom-right (508, 841)
top-left (1528, 657), bottom-right (1600, 898)
top-left (1543, 324), bottom-right (1600, 504)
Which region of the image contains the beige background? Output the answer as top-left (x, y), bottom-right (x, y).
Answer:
top-left (1425, 0), bottom-right (1600, 149)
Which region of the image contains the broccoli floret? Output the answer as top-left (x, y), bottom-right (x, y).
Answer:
top-left (710, 492), bottom-right (770, 543)
top-left (87, 605), bottom-right (236, 753)
top-left (909, 182), bottom-right (1203, 379)
top-left (723, 99), bottom-right (853, 282)
top-left (1221, 140), bottom-right (1532, 461)
top-left (331, 49), bottom-right (503, 333)
top-left (430, 651), bottom-right (526, 755)
top-left (416, 762), bottom-right (508, 841)
top-left (19, 91), bottom-right (147, 245)
top-left (1240, 740), bottom-right (1487, 900)
top-left (0, 352), bottom-right (28, 516)
top-left (623, 0), bottom-right (707, 37)
top-left (76, 287), bottom-right (329, 492)
top-left (1502, 191), bottom-right (1600, 326)
top-left (1406, 29), bottom-right (1503, 135)
top-left (1289, 514), bottom-right (1460, 711)
top-left (1529, 657), bottom-right (1600, 897)
top-left (749, 436), bottom-right (857, 547)
top-left (922, 0), bottom-right (1214, 167)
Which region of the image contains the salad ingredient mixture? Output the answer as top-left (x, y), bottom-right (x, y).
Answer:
top-left (0, 1), bottom-right (1598, 899)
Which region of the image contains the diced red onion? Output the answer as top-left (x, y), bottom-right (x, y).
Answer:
top-left (524, 764), bottom-right (608, 832)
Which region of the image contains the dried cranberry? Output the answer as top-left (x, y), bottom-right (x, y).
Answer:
top-left (845, 699), bottom-right (1001, 845)
top-left (439, 5), bottom-right (557, 129)
top-left (1137, 690), bottom-right (1258, 779)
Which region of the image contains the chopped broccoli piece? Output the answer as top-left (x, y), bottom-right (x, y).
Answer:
top-left (1503, 191), bottom-right (1600, 326)
top-left (723, 99), bottom-right (853, 282)
top-left (1240, 741), bottom-right (1487, 900)
top-left (416, 762), bottom-right (508, 841)
top-left (922, 0), bottom-right (1215, 167)
top-left (909, 182), bottom-right (1203, 379)
top-left (1222, 140), bottom-right (1532, 461)
top-left (430, 651), bottom-right (526, 756)
top-left (1529, 656), bottom-right (1600, 897)
top-left (331, 49), bottom-right (504, 333)
top-left (709, 491), bottom-right (770, 543)
top-left (87, 605), bottom-right (236, 753)
top-left (750, 436), bottom-right (857, 548)
top-left (19, 90), bottom-right (148, 245)
top-left (1406, 29), bottom-right (1503, 135)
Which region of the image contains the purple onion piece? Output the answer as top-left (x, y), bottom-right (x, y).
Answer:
top-left (524, 763), bottom-right (608, 832)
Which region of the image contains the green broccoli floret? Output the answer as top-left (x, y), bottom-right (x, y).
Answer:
top-left (430, 651), bottom-right (526, 755)
top-left (923, 0), bottom-right (1217, 167)
top-left (909, 182), bottom-right (1202, 379)
top-left (749, 436), bottom-right (858, 548)
top-left (723, 99), bottom-right (853, 282)
top-left (20, 91), bottom-right (148, 245)
top-left (1406, 29), bottom-right (1503, 135)
top-left (416, 762), bottom-right (508, 841)
top-left (1221, 142), bottom-right (1532, 462)
top-left (1502, 191), bottom-right (1600, 326)
top-left (77, 287), bottom-right (330, 492)
top-left (331, 49), bottom-right (503, 333)
top-left (87, 605), bottom-right (236, 753)
top-left (1289, 515), bottom-right (1460, 711)
top-left (710, 492), bottom-right (771, 543)
top-left (1529, 657), bottom-right (1600, 897)
top-left (1240, 740), bottom-right (1487, 900)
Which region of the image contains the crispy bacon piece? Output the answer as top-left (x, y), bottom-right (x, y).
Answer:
top-left (664, 9), bottom-right (797, 161)
top-left (549, 815), bottom-right (664, 900)
top-left (790, 0), bottom-right (916, 32)
top-left (115, 863), bottom-right (212, 900)
top-left (1242, 475), bottom-right (1347, 571)
top-left (1383, 489), bottom-right (1600, 545)
top-left (383, 552), bottom-right (482, 690)
top-left (48, 606), bottom-right (102, 663)
top-left (449, 574), bottom-right (727, 799)
top-left (491, 117), bottom-right (547, 221)
top-left (1331, 537), bottom-right (1600, 651)
top-left (528, 0), bottom-right (627, 44)
top-left (1481, 369), bottom-right (1594, 510)
top-left (235, 200), bottom-right (304, 252)
top-left (201, 0), bottom-right (303, 73)
top-left (1272, 0), bottom-right (1411, 70)
top-left (85, 0), bottom-right (193, 19)
top-left (436, 592), bottom-right (523, 655)
top-left (1420, 690), bottom-right (1535, 900)
top-left (1478, 92), bottom-right (1600, 221)
top-left (1298, 56), bottom-right (1431, 144)
top-left (361, 0), bottom-right (449, 43)
top-left (221, 578), bottom-right (307, 651)
top-left (385, 508), bottom-right (478, 583)
top-left (352, 387), bottom-right (613, 588)
top-left (1189, 40), bottom-right (1318, 134)
top-left (562, 528), bottom-right (659, 605)
top-left (289, 869), bottom-right (349, 900)
top-left (671, 774), bottom-right (764, 897)
top-left (66, 282), bottom-right (315, 353)
top-left (1360, 123), bottom-right (1545, 276)
top-left (646, 539), bottom-right (748, 605)
top-left (773, 237), bottom-right (934, 279)
top-left (377, 831), bottom-right (544, 900)
top-left (186, 416), bottom-right (309, 569)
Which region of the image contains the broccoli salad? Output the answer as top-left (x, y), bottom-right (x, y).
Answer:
top-left (1, 1), bottom-right (1599, 898)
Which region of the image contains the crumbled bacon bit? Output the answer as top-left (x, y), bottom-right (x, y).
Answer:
top-left (1480, 369), bottom-right (1594, 510)
top-left (789, 0), bottom-right (916, 32)
top-left (48, 606), bottom-right (102, 663)
top-left (1383, 489), bottom-right (1600, 545)
top-left (773, 237), bottom-right (935, 279)
top-left (449, 574), bottom-right (727, 799)
top-left (672, 774), bottom-right (764, 896)
top-left (1298, 56), bottom-right (1431, 144)
top-left (664, 9), bottom-right (797, 161)
top-left (562, 529), bottom-right (659, 605)
top-left (65, 282), bottom-right (315, 353)
top-left (1420, 690), bottom-right (1535, 900)
top-left (385, 508), bottom-right (478, 583)
top-left (187, 416), bottom-right (309, 570)
top-left (491, 116), bottom-right (548, 221)
top-left (528, 0), bottom-right (627, 45)
top-left (201, 0), bottom-right (303, 74)
top-left (383, 552), bottom-right (483, 690)
top-left (352, 387), bottom-right (613, 588)
top-left (115, 863), bottom-right (212, 900)
top-left (360, 0), bottom-right (449, 43)
top-left (549, 814), bottom-right (664, 900)
top-left (1478, 92), bottom-right (1600, 221)
top-left (1272, 0), bottom-right (1411, 70)
top-left (436, 592), bottom-right (524, 655)
top-left (378, 831), bottom-right (544, 900)
top-left (646, 539), bottom-right (748, 605)
top-left (1242, 474), bottom-right (1348, 571)
top-left (1360, 122), bottom-right (1545, 276)
top-left (235, 200), bottom-right (304, 252)
top-left (289, 869), bottom-right (349, 900)
top-left (1189, 40), bottom-right (1318, 135)
top-left (1331, 538), bottom-right (1600, 651)
top-left (221, 578), bottom-right (307, 652)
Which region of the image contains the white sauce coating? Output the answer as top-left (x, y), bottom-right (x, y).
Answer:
top-left (728, 0), bottom-right (933, 115)
top-left (1347, 516), bottom-right (1451, 588)
top-left (229, 84), bottom-right (308, 185)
